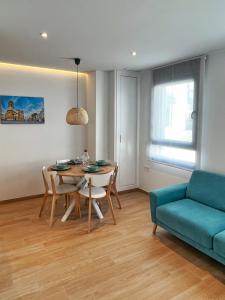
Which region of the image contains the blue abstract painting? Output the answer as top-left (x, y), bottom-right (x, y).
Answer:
top-left (0, 95), bottom-right (45, 124)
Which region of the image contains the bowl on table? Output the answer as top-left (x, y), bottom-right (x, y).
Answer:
top-left (95, 160), bottom-right (110, 166)
top-left (51, 164), bottom-right (71, 171)
top-left (68, 159), bottom-right (83, 165)
top-left (82, 165), bottom-right (101, 173)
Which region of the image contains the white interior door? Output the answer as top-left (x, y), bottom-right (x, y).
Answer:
top-left (117, 71), bottom-right (138, 191)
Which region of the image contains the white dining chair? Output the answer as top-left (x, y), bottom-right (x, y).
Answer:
top-left (56, 159), bottom-right (82, 185)
top-left (39, 166), bottom-right (81, 227)
top-left (79, 171), bottom-right (116, 233)
top-left (105, 164), bottom-right (121, 209)
top-left (112, 164), bottom-right (122, 208)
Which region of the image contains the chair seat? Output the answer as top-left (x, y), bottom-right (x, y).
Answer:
top-left (61, 176), bottom-right (82, 185)
top-left (48, 183), bottom-right (78, 195)
top-left (79, 186), bottom-right (106, 199)
top-left (156, 199), bottom-right (225, 249)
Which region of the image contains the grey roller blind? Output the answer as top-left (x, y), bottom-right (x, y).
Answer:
top-left (153, 58), bottom-right (201, 86)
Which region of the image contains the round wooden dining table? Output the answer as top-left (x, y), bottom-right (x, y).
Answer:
top-left (49, 163), bottom-right (115, 177)
top-left (48, 163), bottom-right (116, 222)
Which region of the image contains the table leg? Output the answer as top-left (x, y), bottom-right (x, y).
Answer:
top-left (61, 199), bottom-right (75, 222)
top-left (61, 197), bottom-right (104, 222)
top-left (92, 199), bottom-right (104, 220)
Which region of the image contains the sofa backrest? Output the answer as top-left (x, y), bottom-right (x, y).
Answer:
top-left (186, 170), bottom-right (225, 211)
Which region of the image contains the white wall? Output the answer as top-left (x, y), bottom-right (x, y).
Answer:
top-left (86, 71), bottom-right (110, 160)
top-left (108, 71), bottom-right (116, 161)
top-left (0, 65), bottom-right (87, 201)
top-left (96, 71), bottom-right (110, 160)
top-left (201, 50), bottom-right (225, 173)
top-left (139, 49), bottom-right (225, 192)
top-left (86, 71), bottom-right (96, 159)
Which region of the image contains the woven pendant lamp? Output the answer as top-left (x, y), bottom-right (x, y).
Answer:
top-left (66, 58), bottom-right (88, 125)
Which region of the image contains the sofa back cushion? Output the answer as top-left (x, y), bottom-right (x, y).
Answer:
top-left (186, 170), bottom-right (225, 211)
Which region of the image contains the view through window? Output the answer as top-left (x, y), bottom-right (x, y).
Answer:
top-left (150, 79), bottom-right (197, 169)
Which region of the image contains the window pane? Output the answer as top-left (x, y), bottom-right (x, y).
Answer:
top-left (151, 80), bottom-right (195, 147)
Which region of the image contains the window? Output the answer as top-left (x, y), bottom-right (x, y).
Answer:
top-left (150, 59), bottom-right (201, 169)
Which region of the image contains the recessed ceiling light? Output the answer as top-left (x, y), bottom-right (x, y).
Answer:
top-left (131, 51), bottom-right (137, 56)
top-left (40, 32), bottom-right (48, 39)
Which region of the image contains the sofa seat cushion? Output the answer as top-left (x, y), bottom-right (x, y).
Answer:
top-left (156, 199), bottom-right (225, 249)
top-left (214, 231), bottom-right (225, 258)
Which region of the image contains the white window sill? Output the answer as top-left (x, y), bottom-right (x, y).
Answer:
top-left (145, 159), bottom-right (193, 179)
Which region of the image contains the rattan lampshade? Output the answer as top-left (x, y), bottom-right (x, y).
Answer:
top-left (66, 107), bottom-right (88, 125)
top-left (66, 58), bottom-right (88, 125)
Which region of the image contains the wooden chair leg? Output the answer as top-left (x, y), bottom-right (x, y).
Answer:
top-left (78, 196), bottom-right (82, 218)
top-left (106, 194), bottom-right (116, 225)
top-left (113, 185), bottom-right (122, 209)
top-left (39, 193), bottom-right (48, 217)
top-left (59, 175), bottom-right (64, 184)
top-left (152, 224), bottom-right (157, 235)
top-left (64, 194), bottom-right (68, 209)
top-left (88, 198), bottom-right (92, 233)
top-left (75, 193), bottom-right (82, 218)
top-left (49, 196), bottom-right (57, 227)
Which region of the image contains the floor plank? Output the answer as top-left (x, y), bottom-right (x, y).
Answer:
top-left (0, 192), bottom-right (225, 299)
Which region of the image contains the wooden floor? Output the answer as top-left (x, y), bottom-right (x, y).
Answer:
top-left (1, 191), bottom-right (225, 300)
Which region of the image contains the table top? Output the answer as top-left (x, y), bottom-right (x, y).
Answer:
top-left (48, 164), bottom-right (115, 177)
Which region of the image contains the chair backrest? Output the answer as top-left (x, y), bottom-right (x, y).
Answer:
top-left (85, 171), bottom-right (114, 187)
top-left (112, 164), bottom-right (118, 185)
top-left (56, 159), bottom-right (70, 164)
top-left (42, 166), bottom-right (58, 193)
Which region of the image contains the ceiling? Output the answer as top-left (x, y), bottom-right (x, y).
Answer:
top-left (1, 0), bottom-right (225, 71)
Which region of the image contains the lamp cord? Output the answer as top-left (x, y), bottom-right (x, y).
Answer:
top-left (76, 64), bottom-right (78, 108)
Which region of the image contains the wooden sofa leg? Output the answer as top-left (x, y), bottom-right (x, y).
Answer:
top-left (152, 224), bottom-right (157, 235)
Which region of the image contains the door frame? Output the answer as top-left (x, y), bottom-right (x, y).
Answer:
top-left (114, 70), bottom-right (140, 191)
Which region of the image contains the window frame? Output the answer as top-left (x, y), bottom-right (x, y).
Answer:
top-left (150, 78), bottom-right (199, 170)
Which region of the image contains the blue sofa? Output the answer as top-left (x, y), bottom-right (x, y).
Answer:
top-left (150, 170), bottom-right (225, 266)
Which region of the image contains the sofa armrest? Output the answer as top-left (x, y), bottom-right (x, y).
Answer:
top-left (149, 183), bottom-right (188, 223)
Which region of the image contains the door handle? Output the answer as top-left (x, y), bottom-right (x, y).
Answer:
top-left (191, 111), bottom-right (197, 119)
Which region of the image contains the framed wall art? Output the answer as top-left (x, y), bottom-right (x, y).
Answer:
top-left (0, 95), bottom-right (45, 124)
